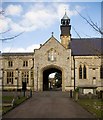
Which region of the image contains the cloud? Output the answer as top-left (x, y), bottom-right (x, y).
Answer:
top-left (19, 3), bottom-right (57, 31)
top-left (2, 3), bottom-right (85, 33)
top-left (5, 4), bottom-right (23, 16)
top-left (0, 15), bottom-right (12, 33)
top-left (49, 73), bottom-right (56, 78)
top-left (3, 44), bottom-right (40, 52)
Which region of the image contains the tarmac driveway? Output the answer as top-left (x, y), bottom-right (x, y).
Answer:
top-left (3, 91), bottom-right (95, 119)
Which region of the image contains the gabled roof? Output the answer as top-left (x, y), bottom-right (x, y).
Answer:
top-left (38, 36), bottom-right (67, 50)
top-left (70, 38), bottom-right (102, 56)
top-left (1, 37), bottom-right (103, 56)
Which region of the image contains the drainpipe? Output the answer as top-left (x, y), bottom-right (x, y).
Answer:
top-left (37, 66), bottom-right (38, 91)
top-left (73, 56), bottom-right (75, 90)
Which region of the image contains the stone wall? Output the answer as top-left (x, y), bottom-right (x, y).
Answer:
top-left (1, 39), bottom-right (103, 92)
top-left (2, 54), bottom-right (34, 90)
top-left (72, 56), bottom-right (102, 91)
top-left (34, 37), bottom-right (71, 91)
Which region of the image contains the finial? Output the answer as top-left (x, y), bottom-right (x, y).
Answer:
top-left (65, 9), bottom-right (66, 14)
top-left (51, 32), bottom-right (54, 37)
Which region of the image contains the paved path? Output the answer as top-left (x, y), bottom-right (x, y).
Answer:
top-left (3, 91), bottom-right (95, 118)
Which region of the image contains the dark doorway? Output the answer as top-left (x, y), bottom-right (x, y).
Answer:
top-left (43, 68), bottom-right (62, 91)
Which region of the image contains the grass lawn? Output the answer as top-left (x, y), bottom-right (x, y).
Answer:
top-left (77, 98), bottom-right (103, 118)
top-left (2, 95), bottom-right (28, 115)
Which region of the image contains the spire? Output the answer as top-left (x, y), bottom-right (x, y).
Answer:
top-left (62, 10), bottom-right (69, 20)
top-left (61, 10), bottom-right (70, 26)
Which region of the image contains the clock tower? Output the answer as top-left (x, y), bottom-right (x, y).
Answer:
top-left (60, 11), bottom-right (71, 49)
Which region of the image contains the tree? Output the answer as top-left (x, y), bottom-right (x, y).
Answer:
top-left (73, 9), bottom-right (103, 59)
top-left (55, 72), bottom-right (62, 88)
top-left (75, 9), bottom-right (103, 36)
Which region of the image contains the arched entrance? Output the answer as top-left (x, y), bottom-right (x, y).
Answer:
top-left (43, 67), bottom-right (62, 91)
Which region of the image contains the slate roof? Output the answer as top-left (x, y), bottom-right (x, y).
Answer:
top-left (2, 38), bottom-right (103, 56)
top-left (70, 38), bottom-right (103, 56)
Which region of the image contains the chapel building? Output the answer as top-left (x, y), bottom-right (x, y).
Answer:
top-left (0, 12), bottom-right (103, 94)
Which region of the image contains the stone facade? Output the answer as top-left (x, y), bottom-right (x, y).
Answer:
top-left (2, 53), bottom-right (34, 90)
top-left (34, 37), bottom-right (71, 91)
top-left (1, 36), bottom-right (103, 93)
top-left (1, 13), bottom-right (103, 93)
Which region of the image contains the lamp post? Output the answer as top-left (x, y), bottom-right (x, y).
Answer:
top-left (22, 78), bottom-right (27, 97)
top-left (16, 68), bottom-right (19, 91)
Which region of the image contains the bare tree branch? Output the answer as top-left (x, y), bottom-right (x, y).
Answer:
top-left (0, 10), bottom-right (24, 41)
top-left (75, 9), bottom-right (103, 35)
top-left (72, 26), bottom-right (81, 39)
top-left (0, 32), bottom-right (24, 41)
top-left (0, 29), bottom-right (11, 34)
top-left (72, 10), bottom-right (102, 58)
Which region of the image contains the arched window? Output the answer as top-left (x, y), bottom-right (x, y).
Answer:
top-left (100, 65), bottom-right (103, 79)
top-left (79, 65), bottom-right (82, 79)
top-left (83, 65), bottom-right (86, 79)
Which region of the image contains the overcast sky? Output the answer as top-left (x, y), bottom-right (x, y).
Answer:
top-left (0, 1), bottom-right (102, 53)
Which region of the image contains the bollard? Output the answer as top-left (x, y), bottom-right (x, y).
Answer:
top-left (70, 90), bottom-right (72, 98)
top-left (30, 89), bottom-right (32, 97)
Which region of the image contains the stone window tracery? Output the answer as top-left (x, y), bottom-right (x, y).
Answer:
top-left (83, 65), bottom-right (86, 79)
top-left (79, 65), bottom-right (87, 79)
top-left (79, 65), bottom-right (82, 79)
top-left (48, 48), bottom-right (56, 62)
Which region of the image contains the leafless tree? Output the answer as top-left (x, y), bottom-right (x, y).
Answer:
top-left (75, 9), bottom-right (103, 36)
top-left (73, 9), bottom-right (103, 61)
top-left (0, 10), bottom-right (24, 41)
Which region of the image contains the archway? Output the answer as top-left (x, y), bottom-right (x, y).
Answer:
top-left (43, 67), bottom-right (62, 91)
